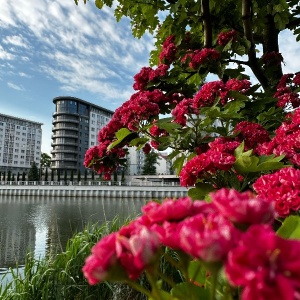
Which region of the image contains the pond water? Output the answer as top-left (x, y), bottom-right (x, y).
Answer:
top-left (0, 195), bottom-right (147, 276)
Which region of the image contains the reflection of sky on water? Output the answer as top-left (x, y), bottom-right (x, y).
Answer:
top-left (0, 196), bottom-right (147, 277)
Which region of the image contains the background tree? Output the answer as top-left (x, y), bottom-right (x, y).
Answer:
top-left (57, 169), bottom-right (61, 182)
top-left (77, 169), bottom-right (81, 182)
top-left (11, 173), bottom-right (15, 182)
top-left (113, 171), bottom-right (118, 182)
top-left (64, 170), bottom-right (68, 184)
top-left (70, 170), bottom-right (74, 182)
top-left (28, 162), bottom-right (39, 181)
top-left (84, 169), bottom-right (88, 182)
top-left (17, 172), bottom-right (20, 182)
top-left (91, 171), bottom-right (95, 181)
top-left (142, 151), bottom-right (158, 175)
top-left (7, 171), bottom-right (11, 182)
top-left (3, 171), bottom-right (5, 182)
top-left (44, 168), bottom-right (48, 182)
top-left (22, 172), bottom-right (26, 182)
top-left (51, 169), bottom-right (54, 181)
top-left (40, 153), bottom-right (51, 170)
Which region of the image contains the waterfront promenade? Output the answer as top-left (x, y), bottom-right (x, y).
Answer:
top-left (0, 181), bottom-right (188, 198)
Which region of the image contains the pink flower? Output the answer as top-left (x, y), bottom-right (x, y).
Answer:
top-left (217, 30), bottom-right (237, 46)
top-left (142, 197), bottom-right (194, 223)
top-left (180, 213), bottom-right (240, 262)
top-left (234, 121), bottom-right (270, 152)
top-left (116, 226), bottom-right (160, 278)
top-left (189, 48), bottom-right (220, 70)
top-left (253, 167), bottom-right (300, 217)
top-left (211, 188), bottom-right (275, 226)
top-left (193, 80), bottom-right (226, 108)
top-left (225, 225), bottom-right (300, 300)
top-left (82, 233), bottom-right (118, 285)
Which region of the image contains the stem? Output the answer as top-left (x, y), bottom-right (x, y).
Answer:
top-left (241, 0), bottom-right (268, 90)
top-left (126, 280), bottom-right (152, 298)
top-left (146, 271), bottom-right (164, 300)
top-left (201, 0), bottom-right (212, 48)
top-left (210, 271), bottom-right (218, 300)
top-left (157, 270), bottom-right (177, 288)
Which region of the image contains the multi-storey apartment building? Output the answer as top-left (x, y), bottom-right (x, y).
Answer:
top-left (0, 113), bottom-right (43, 175)
top-left (51, 96), bottom-right (114, 174)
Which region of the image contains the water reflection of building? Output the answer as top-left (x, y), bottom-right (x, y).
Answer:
top-left (0, 197), bottom-right (36, 268)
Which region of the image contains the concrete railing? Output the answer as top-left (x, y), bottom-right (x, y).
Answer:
top-left (0, 180), bottom-right (181, 187)
top-left (0, 181), bottom-right (188, 198)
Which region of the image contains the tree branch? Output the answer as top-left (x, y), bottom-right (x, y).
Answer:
top-left (227, 59), bottom-right (250, 66)
top-left (201, 0), bottom-right (212, 48)
top-left (242, 0), bottom-right (269, 90)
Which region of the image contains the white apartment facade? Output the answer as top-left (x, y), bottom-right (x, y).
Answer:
top-left (0, 113), bottom-right (43, 174)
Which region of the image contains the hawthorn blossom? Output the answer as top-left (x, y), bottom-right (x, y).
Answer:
top-left (189, 48), bottom-right (220, 70)
top-left (217, 30), bottom-right (237, 46)
top-left (226, 225), bottom-right (300, 300)
top-left (193, 80), bottom-right (226, 108)
top-left (211, 188), bottom-right (275, 226)
top-left (83, 220), bottom-right (161, 284)
top-left (180, 213), bottom-right (240, 262)
top-left (253, 167), bottom-right (300, 217)
top-left (256, 108), bottom-right (300, 167)
top-left (234, 121), bottom-right (270, 152)
top-left (159, 35), bottom-right (177, 64)
top-left (133, 65), bottom-right (169, 91)
top-left (274, 73), bottom-right (300, 108)
top-left (179, 149), bottom-right (236, 187)
top-left (172, 98), bottom-right (197, 126)
top-left (82, 233), bottom-right (119, 285)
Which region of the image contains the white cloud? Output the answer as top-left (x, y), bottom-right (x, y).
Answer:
top-left (19, 72), bottom-right (32, 78)
top-left (7, 82), bottom-right (25, 91)
top-left (3, 35), bottom-right (29, 48)
top-left (0, 45), bottom-right (15, 60)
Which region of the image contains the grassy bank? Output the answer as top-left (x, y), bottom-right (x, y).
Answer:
top-left (0, 218), bottom-right (147, 300)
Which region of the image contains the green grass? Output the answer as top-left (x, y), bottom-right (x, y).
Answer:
top-left (0, 217), bottom-right (146, 300)
top-left (0, 215), bottom-right (183, 300)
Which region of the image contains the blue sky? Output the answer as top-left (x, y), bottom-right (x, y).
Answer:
top-left (1, 1), bottom-right (300, 155)
top-left (0, 0), bottom-right (154, 154)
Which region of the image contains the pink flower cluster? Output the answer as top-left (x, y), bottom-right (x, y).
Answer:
top-left (274, 73), bottom-right (300, 108)
top-left (217, 30), bottom-right (237, 46)
top-left (83, 188), bottom-right (290, 300)
top-left (234, 121), bottom-right (270, 152)
top-left (188, 48), bottom-right (220, 70)
top-left (171, 98), bottom-right (198, 126)
top-left (261, 51), bottom-right (284, 66)
top-left (253, 167), bottom-right (300, 217)
top-left (192, 79), bottom-right (251, 109)
top-left (256, 107), bottom-right (300, 166)
top-left (226, 224), bottom-right (300, 300)
top-left (83, 142), bottom-right (127, 179)
top-left (159, 35), bottom-right (177, 64)
top-left (179, 137), bottom-right (239, 187)
top-left (83, 220), bottom-right (160, 284)
top-left (133, 64), bottom-right (169, 91)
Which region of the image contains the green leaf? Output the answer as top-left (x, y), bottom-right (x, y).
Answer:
top-left (234, 156), bottom-right (260, 173)
top-left (157, 121), bottom-right (181, 133)
top-left (172, 156), bottom-right (186, 175)
top-left (188, 260), bottom-right (207, 285)
top-left (107, 128), bottom-right (132, 150)
top-left (277, 216), bottom-right (300, 239)
top-left (129, 137), bottom-right (149, 147)
top-left (188, 183), bottom-right (214, 200)
top-left (234, 141), bottom-right (245, 157)
top-left (171, 282), bottom-right (210, 300)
